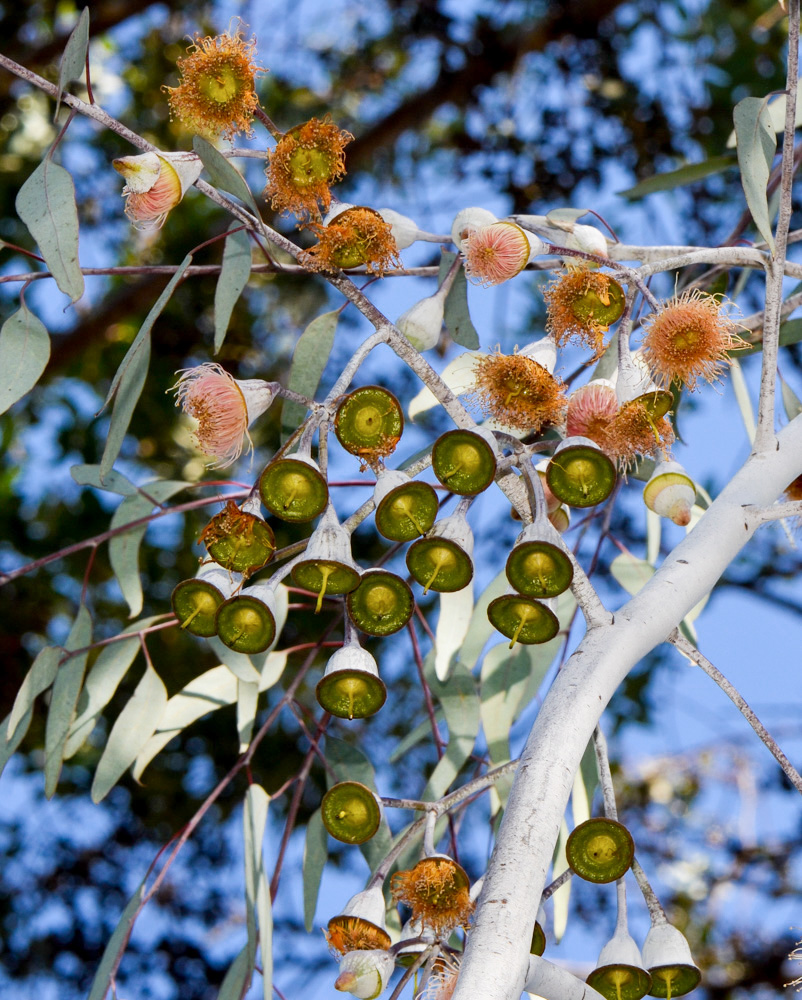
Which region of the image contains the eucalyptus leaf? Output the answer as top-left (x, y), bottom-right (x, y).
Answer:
top-left (457, 569), bottom-right (508, 671)
top-left (91, 664), bottom-right (167, 802)
top-left (480, 643), bottom-right (532, 766)
top-left (729, 356), bottom-right (756, 443)
top-left (217, 946), bottom-right (251, 1000)
top-left (214, 224), bottom-right (252, 353)
top-left (65, 616), bottom-right (163, 758)
top-left (281, 310), bottom-right (339, 441)
top-left (434, 584), bottom-right (473, 681)
top-left (70, 463), bottom-right (138, 497)
top-left (8, 645), bottom-right (60, 743)
top-left (16, 157), bottom-right (84, 302)
top-left (422, 656), bottom-right (480, 801)
top-left (55, 7), bottom-right (90, 120)
top-left (108, 480), bottom-right (187, 617)
top-left (243, 784), bottom-right (270, 981)
top-left (0, 709), bottom-right (32, 779)
top-left (551, 818), bottom-right (571, 943)
top-left (207, 635), bottom-right (262, 684)
top-left (389, 710), bottom-right (444, 763)
top-left (439, 251), bottom-right (479, 349)
top-left (303, 809), bottom-right (328, 932)
top-left (545, 207), bottom-right (589, 230)
top-left (193, 136), bottom-right (260, 215)
top-left (44, 605), bottom-right (92, 797)
top-left (733, 97), bottom-right (777, 253)
top-left (0, 304), bottom-right (50, 415)
top-left (86, 876), bottom-right (147, 1000)
top-left (408, 350), bottom-right (481, 421)
top-left (780, 373), bottom-right (802, 421)
top-left (236, 679), bottom-right (259, 751)
top-left (617, 156), bottom-right (736, 199)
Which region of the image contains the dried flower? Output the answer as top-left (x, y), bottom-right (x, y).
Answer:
top-left (265, 117), bottom-right (353, 219)
top-left (544, 270), bottom-right (626, 357)
top-left (335, 949), bottom-right (394, 1000)
top-left (472, 349), bottom-right (567, 433)
top-left (462, 221), bottom-right (534, 286)
top-left (305, 207), bottom-right (401, 276)
top-left (113, 152), bottom-right (202, 230)
top-left (566, 380), bottom-right (620, 453)
top-left (605, 399), bottom-right (675, 471)
top-left (391, 856), bottom-right (474, 937)
top-left (164, 23), bottom-right (264, 139)
top-left (417, 954), bottom-right (461, 1000)
top-left (640, 289), bottom-right (745, 390)
top-left (172, 363), bottom-right (274, 467)
top-left (326, 917), bottom-right (391, 957)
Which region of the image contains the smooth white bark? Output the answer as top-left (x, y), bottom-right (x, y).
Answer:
top-left (452, 414), bottom-right (802, 1000)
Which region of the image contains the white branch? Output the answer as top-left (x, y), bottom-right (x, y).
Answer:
top-left (452, 414), bottom-right (802, 1000)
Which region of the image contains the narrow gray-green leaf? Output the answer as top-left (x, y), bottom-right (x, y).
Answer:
top-left (100, 332), bottom-right (150, 479)
top-left (0, 304), bottom-right (50, 415)
top-left (545, 207), bottom-right (589, 230)
top-left (237, 679), bottom-right (259, 751)
top-left (193, 136), bottom-right (260, 216)
top-left (0, 709), bottom-right (32, 778)
top-left (389, 709), bottom-right (444, 763)
top-left (108, 481), bottom-right (187, 617)
top-left (734, 96), bottom-right (777, 253)
top-left (86, 876), bottom-right (147, 1000)
top-left (439, 251), bottom-right (479, 349)
top-left (610, 552), bottom-right (655, 595)
top-left (281, 310), bottom-right (339, 442)
top-left (16, 157), bottom-right (83, 301)
top-left (480, 644), bottom-right (535, 766)
top-left (207, 635), bottom-right (261, 684)
top-left (780, 373), bottom-right (802, 421)
top-left (214, 224), bottom-right (252, 353)
top-left (55, 7), bottom-right (90, 121)
top-left (257, 845), bottom-right (272, 1000)
top-left (217, 946), bottom-right (251, 1000)
top-left (422, 656), bottom-right (480, 801)
top-left (44, 604), bottom-right (92, 797)
top-left (618, 156), bottom-right (736, 199)
top-left (65, 616), bottom-right (162, 759)
top-left (91, 664), bottom-right (167, 802)
top-left (243, 784), bottom-right (270, 978)
top-left (70, 463), bottom-right (137, 497)
top-left (8, 646), bottom-right (60, 743)
top-left (303, 809), bottom-right (327, 932)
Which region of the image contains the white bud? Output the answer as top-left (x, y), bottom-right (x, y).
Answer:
top-left (451, 207), bottom-right (498, 251)
top-left (378, 208), bottom-right (423, 249)
top-left (396, 294), bottom-right (445, 351)
top-left (565, 223), bottom-right (609, 258)
top-left (335, 950), bottom-right (394, 1000)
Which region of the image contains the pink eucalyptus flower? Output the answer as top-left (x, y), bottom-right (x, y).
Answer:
top-left (565, 379), bottom-right (619, 450)
top-left (462, 221), bottom-right (534, 287)
top-left (173, 363), bottom-right (274, 467)
top-left (113, 152), bottom-right (202, 230)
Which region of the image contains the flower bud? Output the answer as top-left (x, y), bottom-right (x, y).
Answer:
top-left (396, 293), bottom-right (445, 351)
top-left (114, 151), bottom-right (202, 230)
top-left (451, 207), bottom-right (498, 250)
top-left (378, 208), bottom-right (445, 248)
top-left (643, 461), bottom-right (696, 527)
top-left (335, 949), bottom-right (394, 999)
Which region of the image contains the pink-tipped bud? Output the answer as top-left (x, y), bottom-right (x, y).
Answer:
top-left (113, 152), bottom-right (201, 230)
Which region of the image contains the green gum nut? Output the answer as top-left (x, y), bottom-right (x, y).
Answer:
top-left (171, 564), bottom-right (236, 638)
top-left (571, 275), bottom-right (626, 327)
top-left (395, 918), bottom-right (436, 967)
top-left (259, 452), bottom-right (329, 523)
top-left (406, 513), bottom-right (474, 594)
top-left (347, 569), bottom-right (414, 636)
top-left (487, 592), bottom-right (559, 648)
top-left (316, 642), bottom-right (387, 720)
top-left (432, 428), bottom-right (498, 496)
top-left (202, 497), bottom-right (276, 576)
top-left (643, 461), bottom-right (696, 527)
top-left (291, 507), bottom-right (361, 613)
top-left (215, 582), bottom-right (277, 654)
top-left (321, 781), bottom-right (382, 844)
top-left (546, 436), bottom-right (617, 508)
top-left (642, 924), bottom-right (701, 999)
top-left (566, 818), bottom-right (635, 883)
top-left (530, 906), bottom-right (547, 956)
top-left (334, 385), bottom-right (404, 457)
top-left (506, 523), bottom-right (573, 598)
top-left (373, 470), bottom-right (438, 542)
top-left (587, 929), bottom-right (652, 1000)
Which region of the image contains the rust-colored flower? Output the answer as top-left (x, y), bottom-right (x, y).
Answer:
top-left (543, 271), bottom-right (626, 358)
top-left (472, 350), bottom-right (567, 433)
top-left (462, 221), bottom-right (533, 286)
top-left (565, 380), bottom-right (620, 454)
top-left (172, 363), bottom-right (274, 468)
top-left (164, 23), bottom-right (264, 140)
top-left (304, 207), bottom-right (401, 276)
top-left (640, 289), bottom-right (745, 390)
top-left (391, 856), bottom-right (474, 937)
top-left (325, 917), bottom-right (392, 957)
top-left (605, 399), bottom-right (675, 471)
top-left (265, 117), bottom-right (353, 219)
